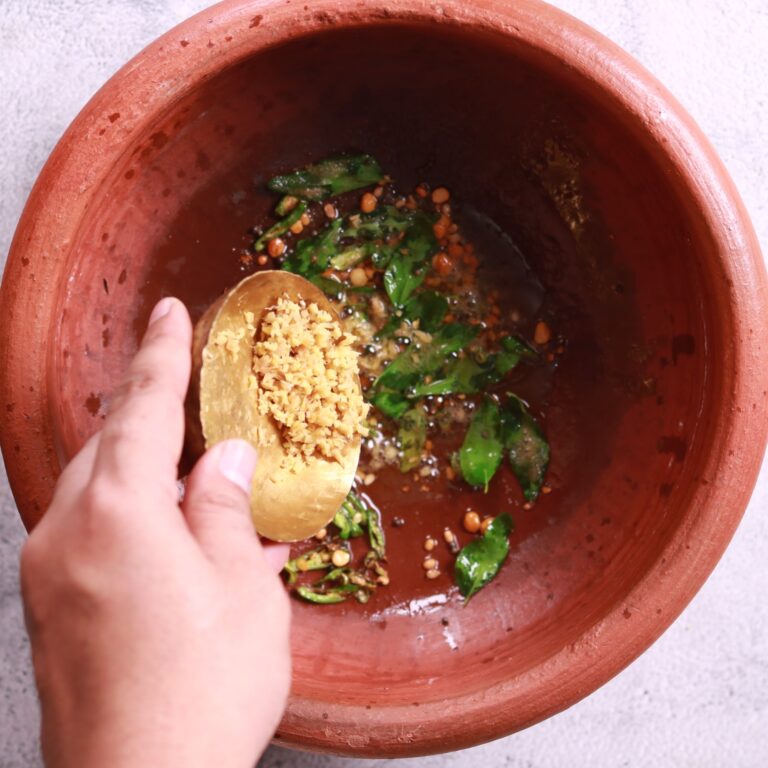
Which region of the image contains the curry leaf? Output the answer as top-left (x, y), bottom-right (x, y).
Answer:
top-left (412, 336), bottom-right (534, 397)
top-left (370, 243), bottom-right (398, 268)
top-left (383, 254), bottom-right (427, 307)
top-left (375, 290), bottom-right (449, 340)
top-left (404, 291), bottom-right (449, 332)
top-left (501, 395), bottom-right (550, 502)
top-left (454, 513), bottom-right (514, 600)
top-left (400, 212), bottom-right (439, 263)
top-left (412, 356), bottom-right (487, 397)
top-left (496, 337), bottom-right (536, 375)
top-left (427, 323), bottom-right (480, 360)
top-left (371, 356), bottom-right (421, 396)
top-left (382, 214), bottom-right (440, 307)
top-left (459, 397), bottom-right (503, 491)
top-left (343, 206), bottom-right (414, 239)
top-left (368, 390), bottom-right (411, 420)
top-left (281, 219), bottom-right (343, 277)
top-left (374, 323), bottom-right (478, 394)
top-left (268, 154), bottom-right (382, 200)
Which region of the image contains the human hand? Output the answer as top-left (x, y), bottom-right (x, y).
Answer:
top-left (20, 297), bottom-right (291, 768)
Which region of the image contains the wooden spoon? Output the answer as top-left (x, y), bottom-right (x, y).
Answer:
top-left (186, 271), bottom-right (362, 542)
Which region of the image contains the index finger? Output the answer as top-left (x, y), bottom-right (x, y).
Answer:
top-left (93, 297), bottom-right (192, 495)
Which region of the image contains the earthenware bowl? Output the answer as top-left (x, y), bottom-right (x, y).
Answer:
top-left (2, 0), bottom-right (766, 757)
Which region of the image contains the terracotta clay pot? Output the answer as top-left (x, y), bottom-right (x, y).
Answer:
top-left (1, 0), bottom-right (766, 757)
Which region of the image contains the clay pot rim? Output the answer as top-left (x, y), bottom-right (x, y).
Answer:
top-left (1, 0), bottom-right (766, 757)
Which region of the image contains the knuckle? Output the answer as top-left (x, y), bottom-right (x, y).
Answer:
top-left (110, 369), bottom-right (162, 411)
top-left (78, 479), bottom-right (135, 535)
top-left (60, 566), bottom-right (108, 618)
top-left (33, 560), bottom-right (108, 627)
top-left (81, 477), bottom-right (121, 516)
top-left (100, 416), bottom-right (144, 449)
top-left (136, 333), bottom-right (188, 377)
top-left (20, 519), bottom-right (116, 634)
top-left (192, 490), bottom-right (250, 521)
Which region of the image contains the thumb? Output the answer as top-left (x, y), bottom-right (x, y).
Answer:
top-left (183, 440), bottom-right (288, 573)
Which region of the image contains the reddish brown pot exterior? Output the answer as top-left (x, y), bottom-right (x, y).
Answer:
top-left (1, 0), bottom-right (766, 757)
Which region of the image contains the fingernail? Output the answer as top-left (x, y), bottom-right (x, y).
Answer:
top-left (218, 439), bottom-right (258, 495)
top-left (148, 297), bottom-right (175, 326)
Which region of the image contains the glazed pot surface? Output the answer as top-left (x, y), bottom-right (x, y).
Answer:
top-left (1, 0), bottom-right (765, 756)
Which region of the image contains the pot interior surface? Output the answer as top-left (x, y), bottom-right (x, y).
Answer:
top-left (52, 23), bottom-right (709, 719)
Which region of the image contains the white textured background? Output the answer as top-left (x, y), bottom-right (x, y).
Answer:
top-left (1, 1), bottom-right (767, 766)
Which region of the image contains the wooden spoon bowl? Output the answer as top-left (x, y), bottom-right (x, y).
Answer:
top-left (188, 270), bottom-right (361, 542)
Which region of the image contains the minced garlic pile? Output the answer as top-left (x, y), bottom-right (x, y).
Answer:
top-left (251, 296), bottom-right (367, 464)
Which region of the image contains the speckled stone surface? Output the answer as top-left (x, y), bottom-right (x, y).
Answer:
top-left (1, 2), bottom-right (766, 766)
